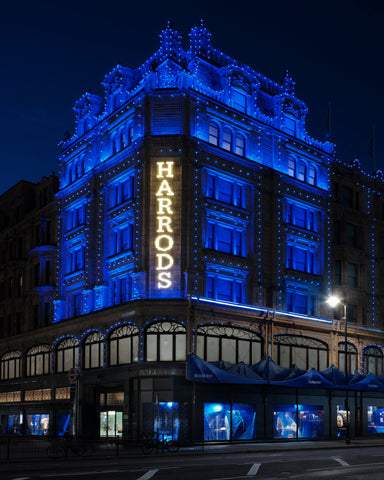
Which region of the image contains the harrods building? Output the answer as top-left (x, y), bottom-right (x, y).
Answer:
top-left (2, 23), bottom-right (384, 443)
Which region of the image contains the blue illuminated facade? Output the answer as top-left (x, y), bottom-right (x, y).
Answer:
top-left (2, 23), bottom-right (384, 444)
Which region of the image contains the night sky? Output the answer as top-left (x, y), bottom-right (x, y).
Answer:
top-left (1, 0), bottom-right (383, 194)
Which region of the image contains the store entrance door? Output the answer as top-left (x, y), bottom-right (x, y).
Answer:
top-left (99, 411), bottom-right (123, 437)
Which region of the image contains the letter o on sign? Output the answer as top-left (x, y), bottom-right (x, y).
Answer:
top-left (68, 367), bottom-right (79, 383)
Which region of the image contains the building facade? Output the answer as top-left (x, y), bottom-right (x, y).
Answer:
top-left (1, 23), bottom-right (384, 442)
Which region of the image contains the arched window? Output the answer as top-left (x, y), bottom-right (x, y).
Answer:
top-left (273, 335), bottom-right (328, 370)
top-left (56, 337), bottom-right (79, 373)
top-left (196, 325), bottom-right (262, 365)
top-left (288, 158), bottom-right (296, 177)
top-left (338, 342), bottom-right (358, 374)
top-left (222, 127), bottom-right (232, 151)
top-left (145, 321), bottom-right (186, 362)
top-left (308, 166), bottom-right (317, 186)
top-left (26, 345), bottom-right (50, 376)
top-left (83, 332), bottom-right (104, 369)
top-left (109, 324), bottom-right (139, 365)
top-left (1, 351), bottom-right (22, 380)
top-left (363, 346), bottom-right (383, 375)
top-left (298, 162), bottom-right (306, 182)
top-left (235, 134), bottom-right (245, 156)
top-left (209, 122), bottom-right (219, 146)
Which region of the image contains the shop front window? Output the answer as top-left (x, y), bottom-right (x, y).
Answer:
top-left (204, 403), bottom-right (257, 441)
top-left (336, 405), bottom-right (349, 438)
top-left (154, 402), bottom-right (180, 441)
top-left (57, 412), bottom-right (72, 436)
top-left (367, 406), bottom-right (384, 434)
top-left (274, 405), bottom-right (324, 439)
top-left (100, 411), bottom-right (123, 437)
top-left (26, 414), bottom-right (49, 435)
top-left (3, 413), bottom-right (23, 434)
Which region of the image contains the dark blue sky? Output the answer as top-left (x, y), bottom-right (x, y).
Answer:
top-left (0, 0), bottom-right (383, 194)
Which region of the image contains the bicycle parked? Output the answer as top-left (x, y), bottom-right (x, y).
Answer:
top-left (141, 433), bottom-right (179, 454)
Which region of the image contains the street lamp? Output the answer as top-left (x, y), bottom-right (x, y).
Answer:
top-left (326, 295), bottom-right (350, 445)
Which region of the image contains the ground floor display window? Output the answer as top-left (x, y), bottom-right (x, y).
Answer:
top-left (100, 411), bottom-right (123, 437)
top-left (336, 405), bottom-right (349, 438)
top-left (274, 405), bottom-right (323, 439)
top-left (367, 406), bottom-right (384, 433)
top-left (57, 412), bottom-right (71, 436)
top-left (26, 413), bottom-right (49, 435)
top-left (2, 413), bottom-right (23, 434)
top-left (154, 402), bottom-right (180, 441)
top-left (204, 403), bottom-right (257, 441)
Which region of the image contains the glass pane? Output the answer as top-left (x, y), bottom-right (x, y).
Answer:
top-left (280, 345), bottom-right (290, 369)
top-left (368, 406), bottom-right (384, 434)
top-left (308, 349), bottom-right (317, 369)
top-left (251, 342), bottom-right (261, 364)
top-left (274, 405), bottom-right (297, 439)
top-left (206, 337), bottom-right (219, 362)
top-left (232, 404), bottom-right (257, 440)
top-left (319, 350), bottom-right (327, 371)
top-left (146, 335), bottom-right (157, 361)
top-left (238, 340), bottom-right (250, 364)
top-left (221, 338), bottom-right (236, 364)
top-left (292, 347), bottom-right (306, 369)
top-left (204, 403), bottom-right (230, 441)
top-left (110, 340), bottom-right (117, 365)
top-left (160, 334), bottom-right (173, 361)
top-left (196, 335), bottom-right (205, 358)
top-left (132, 335), bottom-right (139, 362)
top-left (175, 334), bottom-right (186, 361)
top-left (26, 414), bottom-right (49, 435)
top-left (119, 336), bottom-right (132, 364)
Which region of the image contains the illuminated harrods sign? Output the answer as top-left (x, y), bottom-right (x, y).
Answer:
top-left (150, 159), bottom-right (180, 295)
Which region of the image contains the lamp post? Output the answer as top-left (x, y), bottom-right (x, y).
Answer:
top-left (327, 296), bottom-right (350, 445)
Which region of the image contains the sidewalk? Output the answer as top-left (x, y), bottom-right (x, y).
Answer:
top-left (177, 437), bottom-right (384, 455)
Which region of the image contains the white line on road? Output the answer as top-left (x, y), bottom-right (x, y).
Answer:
top-left (332, 456), bottom-right (350, 466)
top-left (247, 463), bottom-right (261, 475)
top-left (137, 469), bottom-right (159, 480)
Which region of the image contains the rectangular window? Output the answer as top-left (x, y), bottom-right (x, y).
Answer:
top-left (346, 223), bottom-right (358, 248)
top-left (206, 276), bottom-right (244, 303)
top-left (222, 129), bottom-right (232, 151)
top-left (342, 186), bottom-right (353, 208)
top-left (347, 263), bottom-right (358, 288)
top-left (298, 163), bottom-right (306, 182)
top-left (209, 123), bottom-right (219, 145)
top-left (233, 91), bottom-right (246, 112)
top-left (288, 159), bottom-right (295, 177)
top-left (335, 260), bottom-right (342, 285)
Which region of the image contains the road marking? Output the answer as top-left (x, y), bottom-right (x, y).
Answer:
top-left (247, 463), bottom-right (261, 475)
top-left (137, 469), bottom-right (159, 480)
top-left (12, 478), bottom-right (30, 480)
top-left (332, 456), bottom-right (350, 466)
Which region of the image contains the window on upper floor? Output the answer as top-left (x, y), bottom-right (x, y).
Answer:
top-left (111, 275), bottom-right (131, 305)
top-left (66, 204), bottom-right (86, 231)
top-left (298, 162), bottom-right (306, 182)
top-left (286, 245), bottom-right (316, 274)
top-left (347, 262), bottom-right (358, 288)
top-left (235, 134), bottom-right (245, 156)
top-left (286, 291), bottom-right (314, 315)
top-left (288, 158), bottom-right (296, 177)
top-left (335, 260), bottom-right (342, 285)
top-left (363, 346), bottom-right (382, 375)
top-left (206, 173), bottom-right (246, 208)
top-left (284, 115), bottom-right (296, 136)
top-left (232, 90), bottom-right (247, 112)
top-left (206, 274), bottom-right (245, 303)
top-left (0, 351), bottom-right (22, 380)
top-left (83, 332), bottom-right (104, 369)
top-left (73, 293), bottom-right (82, 317)
top-left (209, 122), bottom-right (219, 146)
top-left (206, 222), bottom-right (245, 257)
top-left (56, 337), bottom-right (79, 373)
top-left (274, 335), bottom-right (327, 370)
top-left (67, 247), bottom-right (85, 273)
top-left (109, 176), bottom-right (135, 209)
top-left (26, 345), bottom-right (50, 377)
top-left (109, 324), bottom-right (139, 366)
top-left (196, 325), bottom-right (262, 365)
top-left (145, 321), bottom-right (186, 362)
top-left (308, 166), bottom-right (316, 185)
top-left (222, 127), bottom-right (232, 151)
top-left (346, 223), bottom-right (358, 248)
top-left (341, 185), bottom-right (359, 209)
top-left (110, 222), bottom-right (134, 256)
top-left (286, 203), bottom-right (317, 232)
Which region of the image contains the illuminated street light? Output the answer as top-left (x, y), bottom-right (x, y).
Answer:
top-left (326, 295), bottom-right (350, 445)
